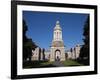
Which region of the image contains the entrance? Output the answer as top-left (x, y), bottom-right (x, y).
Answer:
top-left (55, 50), bottom-right (61, 61)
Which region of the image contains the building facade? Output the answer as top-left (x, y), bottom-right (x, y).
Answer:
top-left (31, 47), bottom-right (45, 61)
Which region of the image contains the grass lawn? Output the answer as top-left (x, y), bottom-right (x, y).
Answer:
top-left (23, 60), bottom-right (84, 68)
top-left (61, 60), bottom-right (83, 66)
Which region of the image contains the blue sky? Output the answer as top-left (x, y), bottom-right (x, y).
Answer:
top-left (23, 11), bottom-right (88, 50)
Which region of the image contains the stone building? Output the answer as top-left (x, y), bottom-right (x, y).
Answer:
top-left (31, 47), bottom-right (40, 61)
top-left (31, 47), bottom-right (45, 61)
top-left (73, 44), bottom-right (81, 59)
top-left (67, 50), bottom-right (72, 59)
top-left (44, 49), bottom-right (50, 60)
top-left (67, 45), bottom-right (81, 60)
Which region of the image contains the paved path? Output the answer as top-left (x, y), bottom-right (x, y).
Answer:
top-left (52, 61), bottom-right (64, 67)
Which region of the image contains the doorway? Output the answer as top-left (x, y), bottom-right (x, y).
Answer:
top-left (55, 50), bottom-right (61, 61)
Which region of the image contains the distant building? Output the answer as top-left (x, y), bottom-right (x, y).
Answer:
top-left (31, 47), bottom-right (45, 61)
top-left (66, 45), bottom-right (81, 60)
top-left (44, 49), bottom-right (50, 60)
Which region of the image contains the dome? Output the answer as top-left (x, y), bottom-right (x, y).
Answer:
top-left (54, 21), bottom-right (62, 30)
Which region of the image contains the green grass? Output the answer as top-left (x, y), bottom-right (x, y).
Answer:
top-left (23, 60), bottom-right (84, 68)
top-left (40, 61), bottom-right (53, 65)
top-left (61, 60), bottom-right (83, 66)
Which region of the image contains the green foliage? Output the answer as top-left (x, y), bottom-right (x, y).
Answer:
top-left (23, 20), bottom-right (37, 61)
top-left (61, 60), bottom-right (83, 66)
top-left (78, 15), bottom-right (89, 65)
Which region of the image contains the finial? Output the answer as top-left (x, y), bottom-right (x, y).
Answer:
top-left (56, 20), bottom-right (60, 25)
top-left (54, 20), bottom-right (62, 30)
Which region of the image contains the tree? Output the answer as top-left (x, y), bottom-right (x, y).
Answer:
top-left (23, 20), bottom-right (37, 61)
top-left (79, 15), bottom-right (89, 65)
top-left (42, 48), bottom-right (45, 60)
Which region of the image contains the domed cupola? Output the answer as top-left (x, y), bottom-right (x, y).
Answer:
top-left (54, 21), bottom-right (62, 31)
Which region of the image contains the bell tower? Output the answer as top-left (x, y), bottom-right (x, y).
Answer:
top-left (50, 21), bottom-right (65, 61)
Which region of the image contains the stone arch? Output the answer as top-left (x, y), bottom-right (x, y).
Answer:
top-left (55, 49), bottom-right (61, 61)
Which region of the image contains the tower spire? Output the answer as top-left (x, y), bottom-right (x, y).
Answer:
top-left (53, 21), bottom-right (62, 41)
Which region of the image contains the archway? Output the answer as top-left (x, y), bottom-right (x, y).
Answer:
top-left (55, 50), bottom-right (61, 61)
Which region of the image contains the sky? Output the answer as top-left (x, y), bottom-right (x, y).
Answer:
top-left (23, 11), bottom-right (88, 50)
